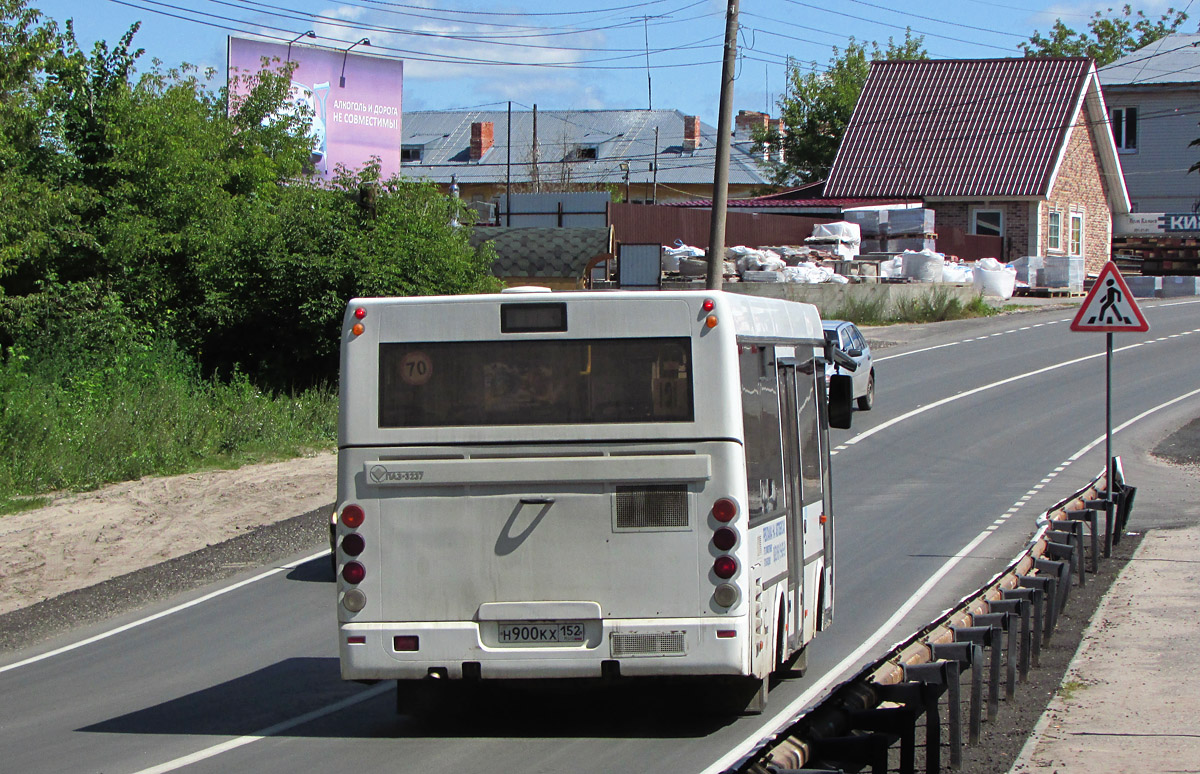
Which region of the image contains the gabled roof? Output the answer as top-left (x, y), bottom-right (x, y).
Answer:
top-left (825, 57), bottom-right (1128, 210)
top-left (398, 109), bottom-right (771, 187)
top-left (1099, 33), bottom-right (1200, 86)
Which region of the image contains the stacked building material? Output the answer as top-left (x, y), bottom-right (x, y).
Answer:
top-left (1043, 255), bottom-right (1084, 292)
top-left (844, 208), bottom-right (936, 254)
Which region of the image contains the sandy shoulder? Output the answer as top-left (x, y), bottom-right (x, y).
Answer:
top-left (0, 452), bottom-right (336, 618)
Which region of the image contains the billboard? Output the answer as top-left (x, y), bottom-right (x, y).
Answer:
top-left (227, 36), bottom-right (403, 179)
top-left (1115, 212), bottom-right (1200, 235)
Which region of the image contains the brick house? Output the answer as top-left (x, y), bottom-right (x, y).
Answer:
top-left (824, 58), bottom-right (1130, 272)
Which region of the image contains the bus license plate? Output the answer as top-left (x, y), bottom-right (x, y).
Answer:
top-left (497, 622), bottom-right (586, 645)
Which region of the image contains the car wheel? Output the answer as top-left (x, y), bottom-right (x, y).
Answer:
top-left (857, 370), bottom-right (875, 411)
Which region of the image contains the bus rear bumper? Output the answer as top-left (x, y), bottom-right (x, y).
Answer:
top-left (339, 618), bottom-right (750, 681)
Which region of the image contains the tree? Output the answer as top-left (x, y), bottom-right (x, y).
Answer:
top-left (753, 32), bottom-right (927, 186)
top-left (1020, 4), bottom-right (1188, 66)
top-left (0, 0), bottom-right (501, 388)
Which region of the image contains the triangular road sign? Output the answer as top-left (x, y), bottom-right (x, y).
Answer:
top-left (1071, 261), bottom-right (1150, 332)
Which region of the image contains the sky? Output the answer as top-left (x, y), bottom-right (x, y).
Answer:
top-left (29, 0), bottom-right (1198, 126)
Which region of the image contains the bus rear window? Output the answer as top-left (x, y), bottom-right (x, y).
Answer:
top-left (378, 338), bottom-right (693, 427)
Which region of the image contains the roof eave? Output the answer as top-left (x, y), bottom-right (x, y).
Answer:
top-left (1085, 66), bottom-right (1132, 214)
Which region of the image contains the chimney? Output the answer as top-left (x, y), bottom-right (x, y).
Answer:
top-left (769, 118), bottom-right (786, 161)
top-left (470, 121), bottom-right (494, 161)
top-left (735, 110), bottom-right (769, 140)
top-left (682, 115), bottom-right (701, 152)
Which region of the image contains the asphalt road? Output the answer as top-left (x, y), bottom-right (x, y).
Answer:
top-left (2, 297), bottom-right (1197, 774)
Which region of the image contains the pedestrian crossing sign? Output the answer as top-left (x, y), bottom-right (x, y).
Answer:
top-left (1070, 261), bottom-right (1149, 332)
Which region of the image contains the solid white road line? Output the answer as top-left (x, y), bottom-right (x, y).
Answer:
top-left (0, 549), bottom-right (330, 675)
top-left (128, 682), bottom-right (393, 774)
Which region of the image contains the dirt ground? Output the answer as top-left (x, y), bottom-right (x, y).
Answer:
top-left (0, 452), bottom-right (335, 618)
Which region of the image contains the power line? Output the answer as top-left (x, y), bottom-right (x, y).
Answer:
top-left (839, 0), bottom-right (1028, 39)
top-left (112, 0), bottom-right (728, 70)
top-left (779, 0), bottom-right (1016, 52)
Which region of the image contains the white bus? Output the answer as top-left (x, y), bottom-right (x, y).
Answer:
top-left (334, 289), bottom-right (853, 713)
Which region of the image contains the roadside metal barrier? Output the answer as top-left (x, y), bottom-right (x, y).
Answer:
top-left (732, 459), bottom-right (1136, 774)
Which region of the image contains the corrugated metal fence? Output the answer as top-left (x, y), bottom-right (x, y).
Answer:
top-left (937, 225), bottom-right (1005, 262)
top-left (609, 203), bottom-right (830, 250)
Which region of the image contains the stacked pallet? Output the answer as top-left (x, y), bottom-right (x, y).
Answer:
top-left (843, 208), bottom-right (936, 254)
top-left (1112, 234), bottom-right (1200, 276)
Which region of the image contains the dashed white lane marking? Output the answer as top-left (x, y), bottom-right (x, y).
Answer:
top-left (876, 317), bottom-right (1072, 362)
top-left (875, 300), bottom-right (1200, 365)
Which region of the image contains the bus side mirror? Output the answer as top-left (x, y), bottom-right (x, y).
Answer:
top-left (828, 374), bottom-right (854, 430)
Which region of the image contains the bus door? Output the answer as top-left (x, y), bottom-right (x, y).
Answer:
top-left (813, 359), bottom-right (835, 628)
top-left (777, 357), bottom-right (805, 653)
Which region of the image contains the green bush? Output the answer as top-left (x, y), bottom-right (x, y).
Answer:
top-left (0, 282), bottom-right (335, 505)
top-left (830, 294), bottom-right (889, 325)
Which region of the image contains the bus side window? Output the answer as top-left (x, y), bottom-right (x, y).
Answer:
top-left (740, 345), bottom-right (783, 525)
top-left (796, 360), bottom-right (821, 506)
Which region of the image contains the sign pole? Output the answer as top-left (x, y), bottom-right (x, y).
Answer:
top-left (1070, 260), bottom-right (1149, 558)
top-left (1105, 331), bottom-right (1113, 557)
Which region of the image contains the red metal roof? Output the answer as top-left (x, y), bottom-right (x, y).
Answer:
top-left (665, 197), bottom-right (917, 208)
top-left (825, 58), bottom-right (1095, 199)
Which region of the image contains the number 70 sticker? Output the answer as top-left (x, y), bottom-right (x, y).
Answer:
top-left (400, 351), bottom-right (433, 385)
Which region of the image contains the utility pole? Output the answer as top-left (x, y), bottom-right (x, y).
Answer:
top-left (653, 126), bottom-right (659, 203)
top-left (506, 101), bottom-right (512, 226)
top-left (643, 16), bottom-right (653, 110)
top-left (532, 104), bottom-right (540, 193)
top-left (706, 0), bottom-right (739, 290)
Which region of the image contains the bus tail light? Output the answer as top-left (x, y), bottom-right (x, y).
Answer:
top-left (342, 588), bottom-right (367, 612)
top-left (713, 583), bottom-right (739, 607)
top-left (712, 527), bottom-right (737, 551)
top-left (341, 504), bottom-right (365, 529)
top-left (712, 498), bottom-right (737, 523)
top-left (713, 555), bottom-right (737, 579)
top-left (341, 533), bottom-right (365, 556)
top-left (342, 561), bottom-right (366, 584)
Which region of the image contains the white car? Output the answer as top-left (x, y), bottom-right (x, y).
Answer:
top-left (822, 320), bottom-right (875, 410)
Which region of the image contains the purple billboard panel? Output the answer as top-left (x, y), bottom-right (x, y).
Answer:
top-left (227, 36), bottom-right (402, 180)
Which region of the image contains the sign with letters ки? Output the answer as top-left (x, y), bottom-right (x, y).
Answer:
top-left (1070, 261), bottom-right (1150, 333)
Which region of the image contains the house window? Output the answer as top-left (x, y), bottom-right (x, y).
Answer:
top-left (1069, 211), bottom-right (1084, 255)
top-left (1048, 210), bottom-right (1062, 252)
top-left (972, 209), bottom-right (1004, 237)
top-left (1110, 107), bottom-right (1137, 151)
top-left (400, 145), bottom-right (423, 163)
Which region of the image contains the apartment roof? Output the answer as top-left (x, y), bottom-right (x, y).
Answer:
top-left (825, 57), bottom-right (1126, 208)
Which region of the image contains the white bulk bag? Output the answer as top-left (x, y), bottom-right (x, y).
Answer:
top-left (972, 258), bottom-right (1017, 299)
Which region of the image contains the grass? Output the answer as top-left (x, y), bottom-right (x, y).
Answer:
top-left (0, 338), bottom-right (337, 514)
top-left (1058, 679), bottom-right (1088, 701)
top-left (831, 287), bottom-right (1000, 326)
